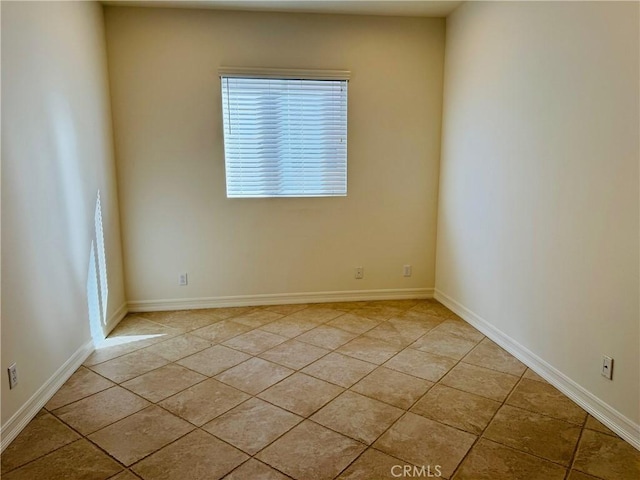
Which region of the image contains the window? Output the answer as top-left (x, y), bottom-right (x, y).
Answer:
top-left (220, 68), bottom-right (349, 198)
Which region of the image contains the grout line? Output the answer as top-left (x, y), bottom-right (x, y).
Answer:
top-left (564, 412), bottom-right (590, 480)
top-left (447, 362), bottom-right (530, 479)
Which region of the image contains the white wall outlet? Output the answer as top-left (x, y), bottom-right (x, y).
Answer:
top-left (403, 265), bottom-right (412, 277)
top-left (355, 267), bottom-right (364, 279)
top-left (8, 363), bottom-right (18, 389)
top-left (178, 273), bottom-right (188, 286)
top-left (601, 355), bottom-right (613, 380)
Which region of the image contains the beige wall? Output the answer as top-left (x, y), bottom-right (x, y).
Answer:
top-left (437, 2), bottom-right (639, 425)
top-left (104, 7), bottom-right (445, 304)
top-left (1, 1), bottom-right (125, 426)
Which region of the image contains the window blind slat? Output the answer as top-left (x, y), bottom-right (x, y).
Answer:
top-left (221, 76), bottom-right (348, 198)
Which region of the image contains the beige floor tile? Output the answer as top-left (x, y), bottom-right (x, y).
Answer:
top-left (573, 429), bottom-right (640, 480)
top-left (410, 329), bottom-right (479, 360)
top-left (383, 348), bottom-right (457, 382)
top-left (260, 318), bottom-right (319, 338)
top-left (326, 313), bottom-right (381, 334)
top-left (313, 301), bottom-right (368, 311)
top-left (567, 470), bottom-right (604, 480)
top-left (88, 405), bottom-right (193, 466)
top-left (109, 315), bottom-right (182, 339)
top-left (263, 303), bottom-right (309, 315)
top-left (137, 310), bottom-right (176, 321)
top-left (195, 306), bottom-right (256, 319)
top-left (364, 319), bottom-right (435, 348)
top-left (258, 373), bottom-right (343, 416)
top-left (462, 338), bottom-right (526, 376)
top-left (369, 299), bottom-right (420, 310)
top-left (89, 350), bottom-right (169, 383)
top-left (311, 391), bottom-right (403, 444)
top-left (203, 397), bottom-right (302, 454)
top-left (140, 309), bottom-right (204, 322)
top-left (142, 310), bottom-right (220, 332)
top-left (285, 307), bottom-right (345, 324)
top-left (190, 320), bottom-right (251, 343)
top-left (9, 302), bottom-right (635, 480)
top-left (142, 334), bottom-right (213, 362)
top-left (523, 368), bottom-right (548, 383)
top-left (1, 413), bottom-right (80, 474)
top-left (110, 470), bottom-right (141, 480)
top-left (132, 429), bottom-right (248, 480)
top-left (395, 308), bottom-right (447, 325)
top-left (302, 352), bottom-right (376, 388)
top-left (351, 367), bottom-right (432, 409)
top-left (584, 415), bottom-right (617, 436)
top-left (351, 305), bottom-right (404, 322)
top-left (374, 412), bottom-right (476, 479)
top-left (256, 420), bottom-right (366, 480)
top-left (52, 386), bottom-right (149, 435)
top-left (337, 449), bottom-right (408, 480)
top-left (84, 339), bottom-right (158, 367)
top-left (393, 311), bottom-right (445, 328)
top-left (1, 440), bottom-right (122, 480)
top-left (440, 363), bottom-right (519, 401)
top-left (45, 367), bottom-right (114, 410)
top-left (432, 319), bottom-right (484, 342)
top-left (223, 459), bottom-right (289, 480)
top-left (121, 364), bottom-right (206, 402)
top-left (176, 345), bottom-right (250, 376)
top-left (231, 310), bottom-right (284, 328)
top-left (484, 405), bottom-right (581, 466)
top-left (410, 300), bottom-right (453, 318)
top-left (159, 378), bottom-right (250, 426)
top-left (222, 329), bottom-right (288, 355)
top-left (259, 339), bottom-right (330, 369)
top-left (97, 316), bottom-right (181, 352)
top-left (506, 378), bottom-right (586, 424)
top-left (215, 358), bottom-right (294, 395)
top-left (296, 325), bottom-right (359, 350)
top-left (34, 408), bottom-right (48, 418)
top-left (410, 384), bottom-right (500, 435)
top-left (337, 336), bottom-right (400, 364)
top-left (454, 439), bottom-right (567, 480)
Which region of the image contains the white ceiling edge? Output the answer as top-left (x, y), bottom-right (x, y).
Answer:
top-left (101, 0), bottom-right (464, 17)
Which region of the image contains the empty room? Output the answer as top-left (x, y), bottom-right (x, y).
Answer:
top-left (1, 1), bottom-right (639, 479)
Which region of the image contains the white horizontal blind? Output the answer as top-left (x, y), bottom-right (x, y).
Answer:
top-left (221, 76), bottom-right (348, 198)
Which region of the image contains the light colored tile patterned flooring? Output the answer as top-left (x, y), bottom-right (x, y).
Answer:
top-left (2, 300), bottom-right (638, 479)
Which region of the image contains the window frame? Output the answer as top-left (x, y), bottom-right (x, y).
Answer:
top-left (219, 67), bottom-right (350, 199)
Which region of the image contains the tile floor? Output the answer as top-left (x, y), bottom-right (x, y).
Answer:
top-left (2, 299), bottom-right (638, 480)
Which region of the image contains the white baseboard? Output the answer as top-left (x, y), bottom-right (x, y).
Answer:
top-left (434, 289), bottom-right (640, 451)
top-left (128, 288), bottom-right (434, 312)
top-left (0, 340), bottom-right (95, 453)
top-left (104, 301), bottom-right (128, 336)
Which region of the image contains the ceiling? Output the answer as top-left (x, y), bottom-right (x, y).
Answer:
top-left (101, 1), bottom-right (463, 17)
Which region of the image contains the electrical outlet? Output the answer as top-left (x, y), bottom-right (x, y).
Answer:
top-left (8, 363), bottom-right (18, 389)
top-left (178, 273), bottom-right (188, 286)
top-left (403, 265), bottom-right (412, 277)
top-left (601, 355), bottom-right (613, 380)
top-left (355, 267), bottom-right (364, 279)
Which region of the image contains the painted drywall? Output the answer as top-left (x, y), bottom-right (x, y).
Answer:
top-left (437, 2), bottom-right (639, 424)
top-left (1, 1), bottom-right (125, 426)
top-left (103, 7), bottom-right (445, 304)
